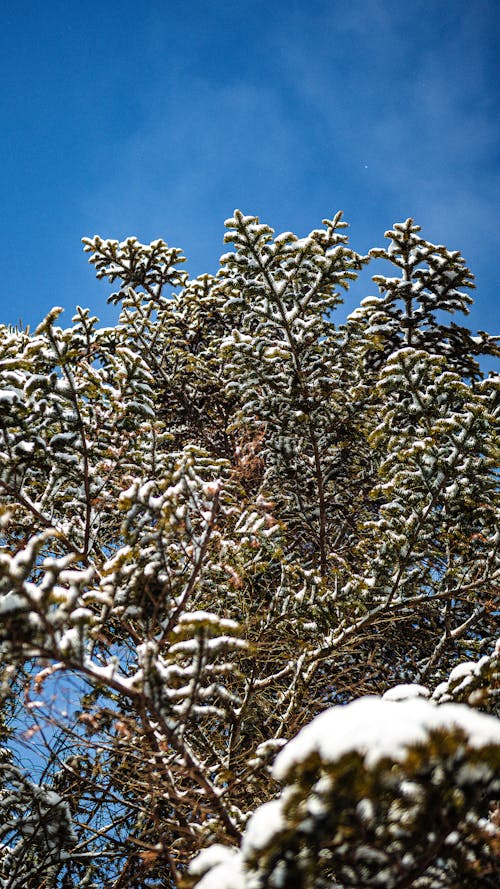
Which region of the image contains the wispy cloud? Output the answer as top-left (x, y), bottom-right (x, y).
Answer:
top-left (81, 76), bottom-right (306, 273)
top-left (76, 1), bottom-right (500, 335)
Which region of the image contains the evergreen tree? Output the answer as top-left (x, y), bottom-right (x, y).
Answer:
top-left (347, 218), bottom-right (499, 378)
top-left (0, 213), bottom-right (498, 887)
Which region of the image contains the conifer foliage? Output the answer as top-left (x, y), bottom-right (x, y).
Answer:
top-left (0, 214), bottom-right (498, 888)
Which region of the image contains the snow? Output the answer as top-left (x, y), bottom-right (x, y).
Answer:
top-left (189, 844), bottom-right (240, 877)
top-left (58, 628), bottom-right (80, 654)
top-left (14, 440), bottom-right (35, 455)
top-left (447, 662), bottom-right (476, 683)
top-left (273, 697), bottom-right (500, 780)
top-left (175, 610), bottom-right (240, 630)
top-left (189, 847), bottom-right (245, 889)
top-left (241, 798), bottom-right (284, 856)
top-left (382, 684), bottom-right (429, 701)
top-left (0, 388), bottom-right (19, 404)
top-left (70, 607), bottom-right (93, 623)
top-left (0, 591), bottom-right (24, 614)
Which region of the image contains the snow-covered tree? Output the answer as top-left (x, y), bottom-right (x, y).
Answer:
top-left (190, 677), bottom-right (500, 889)
top-left (347, 218), bottom-right (499, 378)
top-left (0, 213), bottom-right (498, 887)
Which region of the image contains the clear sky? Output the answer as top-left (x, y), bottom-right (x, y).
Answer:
top-left (0, 0), bottom-right (498, 342)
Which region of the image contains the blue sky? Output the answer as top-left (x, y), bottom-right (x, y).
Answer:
top-left (0, 0), bottom-right (498, 343)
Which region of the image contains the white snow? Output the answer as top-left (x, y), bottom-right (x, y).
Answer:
top-left (0, 388), bottom-right (18, 404)
top-left (273, 697), bottom-right (500, 780)
top-left (0, 591), bottom-right (24, 614)
top-left (241, 798), bottom-right (284, 856)
top-left (189, 846), bottom-right (245, 889)
top-left (382, 684), bottom-right (429, 701)
top-left (448, 662), bottom-right (476, 683)
top-left (189, 844), bottom-right (240, 877)
top-left (14, 440), bottom-right (35, 454)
